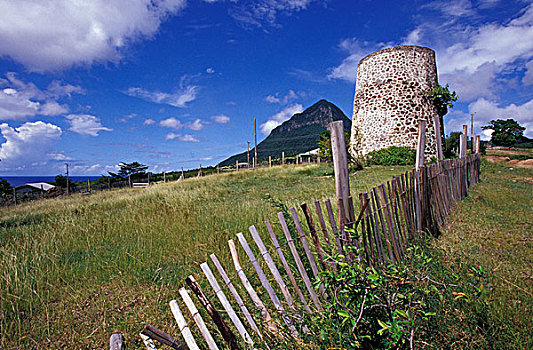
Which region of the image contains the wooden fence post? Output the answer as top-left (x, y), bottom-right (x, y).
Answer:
top-left (282, 151), bottom-right (285, 165)
top-left (460, 125), bottom-right (467, 158)
top-left (433, 115), bottom-right (444, 161)
top-left (216, 164), bottom-right (219, 174)
top-left (414, 120), bottom-right (426, 234)
top-left (330, 121), bottom-right (352, 228)
top-left (475, 135), bottom-right (480, 154)
top-left (416, 120), bottom-right (426, 168)
top-left (13, 188), bottom-right (16, 205)
top-left (128, 175), bottom-right (132, 188)
top-left (236, 160), bottom-right (239, 172)
top-left (269, 156), bottom-right (272, 167)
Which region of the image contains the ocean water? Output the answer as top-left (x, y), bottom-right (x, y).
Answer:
top-left (1, 176), bottom-right (101, 187)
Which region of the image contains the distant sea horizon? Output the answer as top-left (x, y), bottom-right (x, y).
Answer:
top-left (1, 175), bottom-right (101, 187)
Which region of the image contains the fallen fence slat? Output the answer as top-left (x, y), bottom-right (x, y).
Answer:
top-left (228, 239), bottom-right (277, 333)
top-left (179, 287), bottom-right (220, 350)
top-left (140, 333), bottom-right (158, 350)
top-left (209, 254), bottom-right (263, 339)
top-left (140, 324), bottom-right (186, 350)
top-left (200, 262), bottom-right (254, 347)
top-left (169, 300), bottom-right (200, 350)
top-left (185, 275), bottom-right (240, 350)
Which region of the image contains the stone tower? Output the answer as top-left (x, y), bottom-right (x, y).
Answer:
top-left (350, 45), bottom-right (441, 160)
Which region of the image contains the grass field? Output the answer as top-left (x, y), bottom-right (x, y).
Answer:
top-left (0, 163), bottom-right (409, 349)
top-left (1, 160), bottom-right (531, 349)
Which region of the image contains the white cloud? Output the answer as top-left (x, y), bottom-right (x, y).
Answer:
top-left (265, 90), bottom-right (299, 104)
top-left (118, 113), bottom-right (136, 123)
top-left (0, 0), bottom-right (186, 71)
top-left (206, 67), bottom-right (215, 74)
top-left (260, 103), bottom-right (303, 135)
top-left (468, 98), bottom-right (533, 138)
top-left (160, 117), bottom-right (183, 129)
top-left (47, 150), bottom-right (73, 161)
top-left (211, 114), bottom-right (230, 124)
top-left (441, 62), bottom-right (498, 101)
top-left (160, 117), bottom-right (205, 130)
top-left (187, 118), bottom-right (204, 131)
top-left (229, 0), bottom-right (319, 27)
top-left (523, 60), bottom-right (533, 85)
top-left (166, 133), bottom-right (200, 142)
top-left (66, 114), bottom-right (112, 136)
top-left (124, 85), bottom-right (198, 108)
top-left (0, 73), bottom-right (81, 120)
top-left (327, 39), bottom-right (387, 82)
top-left (0, 121), bottom-right (62, 172)
top-left (143, 118), bottom-right (156, 125)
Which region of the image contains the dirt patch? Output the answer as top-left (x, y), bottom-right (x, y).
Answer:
top-left (485, 156), bottom-right (510, 163)
top-left (515, 159), bottom-right (533, 168)
top-left (487, 149), bottom-right (532, 156)
top-left (512, 177), bottom-right (533, 184)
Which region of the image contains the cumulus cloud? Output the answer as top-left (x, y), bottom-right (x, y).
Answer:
top-left (265, 90), bottom-right (300, 104)
top-left (166, 133), bottom-right (200, 142)
top-left (327, 39), bottom-right (387, 82)
top-left (415, 3), bottom-right (533, 101)
top-left (206, 67), bottom-right (215, 74)
top-left (211, 114), bottom-right (230, 124)
top-left (0, 73), bottom-right (82, 120)
top-left (523, 60), bottom-right (533, 85)
top-left (0, 0), bottom-right (186, 71)
top-left (124, 85), bottom-right (198, 108)
top-left (260, 103), bottom-right (303, 135)
top-left (229, 0), bottom-right (320, 27)
top-left (160, 117), bottom-right (205, 130)
top-left (160, 117), bottom-right (183, 129)
top-left (0, 121), bottom-right (62, 172)
top-left (143, 118), bottom-right (156, 125)
top-left (187, 118), bottom-right (204, 131)
top-left (468, 98), bottom-right (533, 138)
top-left (66, 114), bottom-right (113, 136)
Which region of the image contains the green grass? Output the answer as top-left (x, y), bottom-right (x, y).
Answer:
top-left (2, 160), bottom-right (530, 349)
top-left (0, 163), bottom-right (408, 349)
top-left (430, 161), bottom-right (532, 349)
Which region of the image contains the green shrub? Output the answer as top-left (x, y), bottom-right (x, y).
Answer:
top-left (366, 146), bottom-right (416, 166)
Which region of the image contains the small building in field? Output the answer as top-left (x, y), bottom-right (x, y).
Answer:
top-left (15, 182), bottom-right (55, 195)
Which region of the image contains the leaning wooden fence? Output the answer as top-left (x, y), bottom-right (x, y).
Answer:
top-left (135, 153), bottom-right (481, 349)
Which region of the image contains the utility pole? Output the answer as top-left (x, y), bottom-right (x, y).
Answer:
top-left (65, 163), bottom-right (69, 196)
top-left (254, 118), bottom-right (258, 169)
top-left (247, 141), bottom-right (250, 167)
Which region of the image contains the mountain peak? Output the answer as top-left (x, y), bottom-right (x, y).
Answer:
top-left (219, 99), bottom-right (351, 166)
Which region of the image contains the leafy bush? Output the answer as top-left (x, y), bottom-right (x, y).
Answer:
top-left (312, 236), bottom-right (490, 349)
top-left (366, 146), bottom-right (416, 166)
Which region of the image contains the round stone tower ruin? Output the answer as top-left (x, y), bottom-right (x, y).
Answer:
top-left (350, 45), bottom-right (441, 160)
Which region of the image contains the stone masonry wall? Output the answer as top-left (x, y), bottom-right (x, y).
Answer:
top-left (350, 46), bottom-right (440, 160)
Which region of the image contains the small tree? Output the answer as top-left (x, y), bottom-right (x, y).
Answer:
top-left (318, 129), bottom-right (353, 162)
top-left (0, 178), bottom-right (12, 197)
top-left (444, 132), bottom-right (462, 158)
top-left (108, 161), bottom-right (148, 180)
top-left (482, 119), bottom-right (526, 147)
top-left (53, 174), bottom-right (74, 189)
top-left (424, 84), bottom-right (457, 117)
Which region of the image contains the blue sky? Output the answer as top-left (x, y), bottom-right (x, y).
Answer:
top-left (0, 0), bottom-right (532, 176)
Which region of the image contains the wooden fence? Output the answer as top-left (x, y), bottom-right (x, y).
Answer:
top-left (130, 153), bottom-right (481, 350)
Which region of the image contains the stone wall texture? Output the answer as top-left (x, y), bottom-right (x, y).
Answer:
top-left (350, 45), bottom-right (440, 160)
